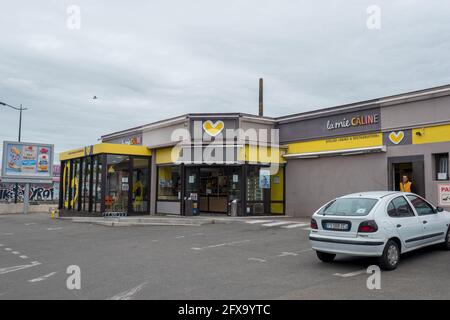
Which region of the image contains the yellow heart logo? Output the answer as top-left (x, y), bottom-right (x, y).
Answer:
top-left (203, 120), bottom-right (224, 137)
top-left (389, 131), bottom-right (404, 144)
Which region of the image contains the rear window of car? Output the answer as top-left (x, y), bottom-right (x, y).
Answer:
top-left (318, 198), bottom-right (378, 216)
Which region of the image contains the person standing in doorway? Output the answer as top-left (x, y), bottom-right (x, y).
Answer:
top-left (400, 175), bottom-right (413, 193)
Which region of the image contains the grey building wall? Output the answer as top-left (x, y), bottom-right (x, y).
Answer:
top-left (285, 153), bottom-right (387, 217)
top-left (381, 95), bottom-right (450, 130)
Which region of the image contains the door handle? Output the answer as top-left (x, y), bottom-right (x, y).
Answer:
top-left (423, 220), bottom-right (428, 224)
top-left (396, 224), bottom-right (402, 228)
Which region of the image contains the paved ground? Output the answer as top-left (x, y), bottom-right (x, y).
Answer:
top-left (0, 213), bottom-right (449, 299)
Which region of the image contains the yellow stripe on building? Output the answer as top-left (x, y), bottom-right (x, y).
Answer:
top-left (240, 145), bottom-right (286, 164)
top-left (412, 124), bottom-right (450, 145)
top-left (286, 132), bottom-right (383, 154)
top-left (155, 147), bottom-right (178, 164)
top-left (59, 143), bottom-right (151, 161)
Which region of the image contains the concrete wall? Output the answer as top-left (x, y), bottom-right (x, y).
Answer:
top-left (0, 203), bottom-right (56, 215)
top-left (143, 121), bottom-right (188, 148)
top-left (285, 153), bottom-right (387, 217)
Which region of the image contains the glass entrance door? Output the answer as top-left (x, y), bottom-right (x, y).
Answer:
top-left (198, 167), bottom-right (228, 213)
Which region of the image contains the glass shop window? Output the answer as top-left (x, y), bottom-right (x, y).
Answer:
top-left (158, 166), bottom-right (181, 201)
top-left (435, 153), bottom-right (449, 181)
top-left (105, 155), bottom-right (130, 212)
top-left (132, 158), bottom-right (149, 213)
top-left (93, 156), bottom-right (102, 212)
top-left (71, 159), bottom-right (81, 211)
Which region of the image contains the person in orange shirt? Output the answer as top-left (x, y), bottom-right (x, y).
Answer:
top-left (400, 175), bottom-right (412, 192)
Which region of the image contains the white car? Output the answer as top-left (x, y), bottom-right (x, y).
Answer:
top-left (309, 191), bottom-right (450, 270)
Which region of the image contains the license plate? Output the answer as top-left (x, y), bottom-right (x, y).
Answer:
top-left (325, 222), bottom-right (349, 230)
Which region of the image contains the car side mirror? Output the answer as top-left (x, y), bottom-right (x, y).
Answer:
top-left (436, 206), bottom-right (444, 213)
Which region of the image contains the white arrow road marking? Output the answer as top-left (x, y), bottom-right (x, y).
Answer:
top-left (245, 220), bottom-right (273, 224)
top-left (0, 261), bottom-right (41, 275)
top-left (28, 272), bottom-right (57, 283)
top-left (333, 269), bottom-right (367, 278)
top-left (282, 223), bottom-right (309, 229)
top-left (191, 239), bottom-right (251, 251)
top-left (262, 221), bottom-right (295, 227)
top-left (108, 282), bottom-right (148, 300)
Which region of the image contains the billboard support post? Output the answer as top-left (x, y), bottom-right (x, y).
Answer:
top-left (23, 183), bottom-right (30, 214)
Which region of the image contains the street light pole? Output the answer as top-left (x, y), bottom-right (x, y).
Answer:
top-left (0, 101), bottom-right (28, 203)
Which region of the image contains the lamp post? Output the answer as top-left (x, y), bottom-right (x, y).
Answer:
top-left (0, 101), bottom-right (28, 203)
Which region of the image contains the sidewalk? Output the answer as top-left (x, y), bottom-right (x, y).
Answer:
top-left (58, 214), bottom-right (309, 227)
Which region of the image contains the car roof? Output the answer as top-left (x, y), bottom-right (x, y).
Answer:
top-left (338, 191), bottom-right (410, 200)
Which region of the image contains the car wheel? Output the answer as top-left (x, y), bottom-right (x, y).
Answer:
top-left (316, 251), bottom-right (336, 263)
top-left (442, 227), bottom-right (450, 250)
top-left (378, 240), bottom-right (400, 271)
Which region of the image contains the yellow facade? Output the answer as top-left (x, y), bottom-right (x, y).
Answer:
top-left (412, 124), bottom-right (450, 145)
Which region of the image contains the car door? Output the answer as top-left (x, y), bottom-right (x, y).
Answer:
top-left (406, 195), bottom-right (447, 244)
top-left (386, 196), bottom-right (423, 249)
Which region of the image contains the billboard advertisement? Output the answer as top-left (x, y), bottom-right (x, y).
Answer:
top-left (1, 141), bottom-right (54, 183)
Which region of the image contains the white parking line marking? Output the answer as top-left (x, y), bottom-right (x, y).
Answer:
top-left (333, 269), bottom-right (367, 278)
top-left (5, 248), bottom-right (12, 251)
top-left (46, 227), bottom-right (62, 231)
top-left (302, 227), bottom-right (312, 231)
top-left (0, 261), bottom-right (41, 275)
top-left (262, 221), bottom-right (294, 227)
top-left (276, 251), bottom-right (299, 257)
top-left (245, 220), bottom-right (273, 224)
top-left (19, 255), bottom-right (28, 259)
top-left (12, 251), bottom-right (20, 255)
top-left (282, 223), bottom-right (309, 229)
top-left (25, 223), bottom-right (36, 226)
top-left (191, 239), bottom-right (251, 251)
top-left (175, 236), bottom-right (185, 239)
top-left (248, 258), bottom-right (267, 262)
top-left (1, 233), bottom-right (13, 236)
top-left (108, 282), bottom-right (148, 300)
top-left (28, 272), bottom-right (57, 283)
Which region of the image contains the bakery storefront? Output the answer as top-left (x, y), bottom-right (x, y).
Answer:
top-left (58, 85), bottom-right (450, 217)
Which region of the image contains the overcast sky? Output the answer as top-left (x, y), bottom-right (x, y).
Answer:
top-left (1, 0), bottom-right (450, 159)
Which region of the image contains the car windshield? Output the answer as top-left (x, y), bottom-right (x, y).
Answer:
top-left (318, 198), bottom-right (378, 216)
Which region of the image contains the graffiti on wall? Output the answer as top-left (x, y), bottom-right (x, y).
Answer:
top-left (0, 183), bottom-right (58, 202)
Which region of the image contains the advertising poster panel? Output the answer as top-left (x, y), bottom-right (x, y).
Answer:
top-left (1, 141), bottom-right (54, 183)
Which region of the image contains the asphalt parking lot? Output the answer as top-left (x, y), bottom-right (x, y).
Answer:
top-left (0, 213), bottom-right (449, 300)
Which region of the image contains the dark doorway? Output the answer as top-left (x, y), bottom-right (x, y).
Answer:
top-left (388, 156), bottom-right (425, 197)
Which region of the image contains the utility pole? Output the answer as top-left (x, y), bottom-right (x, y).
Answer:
top-left (258, 78), bottom-right (263, 117)
top-left (0, 101), bottom-right (28, 203)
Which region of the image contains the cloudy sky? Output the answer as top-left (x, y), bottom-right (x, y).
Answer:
top-left (1, 0), bottom-right (450, 159)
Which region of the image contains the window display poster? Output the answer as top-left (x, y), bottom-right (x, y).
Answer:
top-left (438, 184), bottom-right (450, 207)
top-left (2, 141), bottom-right (53, 181)
top-left (259, 169), bottom-right (271, 189)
